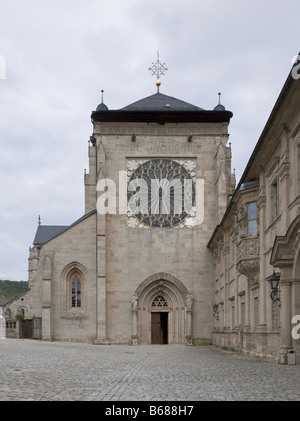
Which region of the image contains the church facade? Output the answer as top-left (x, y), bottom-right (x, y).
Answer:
top-left (5, 59), bottom-right (300, 364)
top-left (6, 88), bottom-right (235, 346)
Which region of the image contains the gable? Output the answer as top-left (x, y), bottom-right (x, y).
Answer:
top-left (33, 209), bottom-right (97, 246)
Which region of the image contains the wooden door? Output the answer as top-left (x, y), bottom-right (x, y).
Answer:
top-left (20, 319), bottom-right (33, 339)
top-left (151, 312), bottom-right (168, 344)
top-left (151, 312), bottom-right (161, 344)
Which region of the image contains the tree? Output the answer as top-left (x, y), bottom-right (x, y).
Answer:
top-left (0, 280), bottom-right (29, 299)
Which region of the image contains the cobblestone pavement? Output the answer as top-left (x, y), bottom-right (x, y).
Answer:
top-left (0, 339), bottom-right (300, 401)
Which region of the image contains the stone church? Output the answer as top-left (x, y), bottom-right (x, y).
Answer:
top-left (5, 57), bottom-right (300, 364)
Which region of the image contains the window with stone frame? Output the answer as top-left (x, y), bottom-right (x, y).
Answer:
top-left (272, 181), bottom-right (279, 220)
top-left (247, 201), bottom-right (258, 237)
top-left (66, 267), bottom-right (84, 310)
top-left (18, 307), bottom-right (26, 316)
top-left (71, 271), bottom-right (82, 308)
top-left (229, 297), bottom-right (235, 329)
top-left (241, 301), bottom-right (245, 328)
top-left (231, 303), bottom-right (235, 329)
top-left (65, 267), bottom-right (87, 313)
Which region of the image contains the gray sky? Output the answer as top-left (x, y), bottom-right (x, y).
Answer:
top-left (0, 0), bottom-right (299, 281)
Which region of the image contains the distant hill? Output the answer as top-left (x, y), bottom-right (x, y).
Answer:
top-left (0, 280), bottom-right (29, 299)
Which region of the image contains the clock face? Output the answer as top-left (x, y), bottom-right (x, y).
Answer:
top-left (127, 159), bottom-right (196, 228)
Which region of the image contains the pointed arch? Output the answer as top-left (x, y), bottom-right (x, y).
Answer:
top-left (135, 272), bottom-right (190, 299)
top-left (43, 255), bottom-right (52, 280)
top-left (61, 262), bottom-right (88, 313)
top-left (61, 261), bottom-right (89, 280)
top-left (133, 273), bottom-right (193, 345)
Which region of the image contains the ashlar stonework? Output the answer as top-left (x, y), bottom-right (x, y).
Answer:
top-left (5, 91), bottom-right (235, 347)
top-left (5, 63), bottom-right (300, 365)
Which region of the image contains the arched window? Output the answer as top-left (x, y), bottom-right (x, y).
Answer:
top-left (152, 295), bottom-right (168, 308)
top-left (63, 264), bottom-right (86, 312)
top-left (71, 272), bottom-right (81, 308)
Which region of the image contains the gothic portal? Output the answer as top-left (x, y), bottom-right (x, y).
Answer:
top-left (132, 273), bottom-right (193, 345)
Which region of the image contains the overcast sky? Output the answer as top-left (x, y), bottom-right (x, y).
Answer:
top-left (0, 0), bottom-right (299, 281)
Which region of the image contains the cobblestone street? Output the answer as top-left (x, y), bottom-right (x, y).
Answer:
top-left (0, 339), bottom-right (300, 401)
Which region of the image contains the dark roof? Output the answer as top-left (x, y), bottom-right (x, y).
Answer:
top-left (239, 180), bottom-right (260, 191)
top-left (0, 295), bottom-right (10, 306)
top-left (214, 104), bottom-right (226, 111)
top-left (32, 209), bottom-right (97, 246)
top-left (33, 226), bottom-right (69, 245)
top-left (120, 92), bottom-right (204, 111)
top-left (96, 102), bottom-right (109, 111)
top-left (91, 91), bottom-right (233, 124)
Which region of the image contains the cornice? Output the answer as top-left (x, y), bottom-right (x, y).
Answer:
top-left (93, 122), bottom-right (230, 136)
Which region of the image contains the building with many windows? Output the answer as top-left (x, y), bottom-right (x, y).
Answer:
top-left (208, 61), bottom-right (300, 364)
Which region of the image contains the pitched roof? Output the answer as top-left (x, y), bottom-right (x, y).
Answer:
top-left (33, 226), bottom-right (69, 245)
top-left (32, 209), bottom-right (97, 246)
top-left (0, 295), bottom-right (10, 306)
top-left (120, 92), bottom-right (204, 111)
top-left (91, 91), bottom-right (233, 124)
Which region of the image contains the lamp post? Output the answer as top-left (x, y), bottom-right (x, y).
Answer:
top-left (266, 270), bottom-right (281, 304)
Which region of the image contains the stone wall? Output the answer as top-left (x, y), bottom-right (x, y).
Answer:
top-left (209, 72), bottom-right (300, 364)
top-left (92, 121), bottom-right (235, 344)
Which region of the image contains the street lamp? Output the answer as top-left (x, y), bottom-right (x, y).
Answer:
top-left (266, 270), bottom-right (281, 304)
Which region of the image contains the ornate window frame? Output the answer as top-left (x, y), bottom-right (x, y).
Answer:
top-left (127, 158), bottom-right (197, 228)
top-left (247, 201), bottom-right (258, 237)
top-left (61, 262), bottom-right (87, 319)
top-left (66, 268), bottom-right (84, 311)
top-left (70, 271), bottom-right (82, 309)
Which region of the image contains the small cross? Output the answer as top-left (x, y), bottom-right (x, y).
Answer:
top-left (149, 51), bottom-right (168, 93)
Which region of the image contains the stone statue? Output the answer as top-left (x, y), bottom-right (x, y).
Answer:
top-left (235, 204), bottom-right (247, 238)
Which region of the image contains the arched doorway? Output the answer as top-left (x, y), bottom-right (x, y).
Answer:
top-left (271, 215), bottom-right (300, 364)
top-left (131, 273), bottom-right (193, 345)
top-left (151, 296), bottom-right (169, 344)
